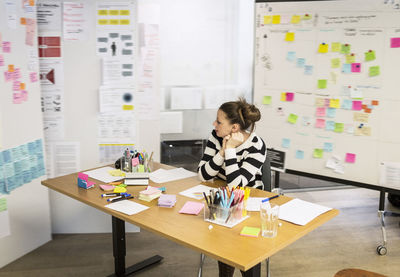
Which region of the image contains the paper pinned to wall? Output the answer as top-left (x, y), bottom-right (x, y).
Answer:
top-left (380, 162), bottom-right (400, 188)
top-left (170, 87), bottom-right (202, 110)
top-left (160, 111), bottom-right (183, 134)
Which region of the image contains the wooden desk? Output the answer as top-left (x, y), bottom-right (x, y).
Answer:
top-left (42, 163), bottom-right (339, 276)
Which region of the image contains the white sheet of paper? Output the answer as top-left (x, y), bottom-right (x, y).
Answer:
top-left (179, 184), bottom-right (214, 200)
top-left (84, 166), bottom-right (124, 183)
top-left (380, 162), bottom-right (400, 188)
top-left (149, 168), bottom-right (197, 183)
top-left (278, 198), bottom-right (332, 226)
top-left (105, 200), bottom-right (149, 216)
top-left (246, 197), bottom-right (266, 211)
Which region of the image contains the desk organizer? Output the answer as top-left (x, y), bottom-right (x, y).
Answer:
top-left (204, 203), bottom-right (249, 228)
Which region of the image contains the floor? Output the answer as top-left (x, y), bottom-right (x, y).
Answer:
top-left (1, 187), bottom-right (399, 277)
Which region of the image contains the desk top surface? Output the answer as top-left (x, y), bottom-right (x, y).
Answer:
top-left (41, 163), bottom-right (338, 271)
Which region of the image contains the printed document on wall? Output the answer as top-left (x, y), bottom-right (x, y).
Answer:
top-left (380, 162), bottom-right (400, 189)
top-left (63, 2), bottom-right (88, 41)
top-left (99, 86), bottom-right (135, 114)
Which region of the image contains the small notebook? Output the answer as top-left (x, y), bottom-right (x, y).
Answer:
top-left (179, 201), bottom-right (204, 215)
top-left (240, 226), bottom-right (260, 237)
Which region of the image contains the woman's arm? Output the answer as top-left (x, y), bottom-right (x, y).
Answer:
top-left (197, 132), bottom-right (225, 181)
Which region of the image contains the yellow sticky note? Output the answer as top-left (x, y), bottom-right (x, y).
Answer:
top-left (346, 54), bottom-right (355, 64)
top-left (331, 58), bottom-right (341, 68)
top-left (291, 15), bottom-right (301, 24)
top-left (110, 19), bottom-right (119, 25)
top-left (330, 99), bottom-right (340, 108)
top-left (240, 226), bottom-right (260, 237)
top-left (263, 96), bottom-right (272, 105)
top-left (98, 19), bottom-right (108, 25)
top-left (138, 164), bottom-right (145, 173)
top-left (263, 16), bottom-right (272, 24)
top-left (120, 19), bottom-right (130, 25)
top-left (288, 113), bottom-right (298, 124)
top-left (280, 92), bottom-right (287, 101)
top-left (313, 149), bottom-right (323, 158)
top-left (318, 43), bottom-right (329, 53)
top-left (331, 42), bottom-right (341, 52)
top-left (108, 169), bottom-right (125, 177)
top-left (123, 105), bottom-right (133, 110)
top-left (113, 187), bottom-right (127, 193)
top-left (120, 10), bottom-right (130, 15)
top-left (272, 15), bottom-right (281, 24)
top-left (285, 32), bottom-right (295, 42)
top-left (98, 10), bottom-right (108, 15)
top-left (109, 10), bottom-right (119, 15)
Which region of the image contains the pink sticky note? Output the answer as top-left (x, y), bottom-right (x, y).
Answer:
top-left (21, 90), bottom-right (28, 101)
top-left (13, 93), bottom-right (22, 104)
top-left (78, 172), bottom-right (89, 181)
top-left (351, 63), bottom-right (361, 73)
top-left (345, 153), bottom-right (356, 163)
top-left (179, 201), bottom-right (204, 215)
top-left (13, 68), bottom-right (21, 80)
top-left (132, 157), bottom-right (139, 167)
top-left (2, 41), bottom-right (11, 53)
top-left (87, 181), bottom-right (96, 187)
top-left (12, 81), bottom-right (20, 91)
top-left (316, 107), bottom-right (326, 117)
top-left (4, 71), bottom-right (12, 82)
top-left (30, 72), bottom-right (38, 82)
top-left (286, 92), bottom-right (294, 101)
top-left (141, 186), bottom-right (160, 195)
top-left (352, 101), bottom-right (363, 111)
top-left (100, 184), bottom-right (115, 191)
top-left (0, 55), bottom-right (4, 66)
top-left (315, 118), bottom-right (326, 128)
top-left (390, 37), bottom-right (400, 48)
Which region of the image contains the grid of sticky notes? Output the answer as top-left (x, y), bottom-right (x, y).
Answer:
top-left (263, 13), bottom-right (312, 25)
top-left (97, 9), bottom-right (131, 26)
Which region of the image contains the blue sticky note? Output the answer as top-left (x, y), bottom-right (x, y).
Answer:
top-left (368, 105), bottom-right (374, 110)
top-left (325, 121), bottom-right (335, 131)
top-left (282, 138), bottom-right (291, 148)
top-left (323, 142), bottom-right (333, 152)
top-left (326, 108), bottom-right (336, 118)
top-left (304, 65), bottom-right (313, 75)
top-left (296, 58), bottom-right (306, 68)
top-left (287, 51), bottom-right (296, 62)
top-left (341, 99), bottom-right (352, 110)
top-left (342, 63), bottom-right (351, 73)
top-left (295, 150), bottom-right (304, 159)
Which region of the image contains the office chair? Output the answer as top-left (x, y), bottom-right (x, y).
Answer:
top-left (334, 268), bottom-right (387, 277)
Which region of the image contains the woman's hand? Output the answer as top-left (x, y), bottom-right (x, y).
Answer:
top-left (219, 135), bottom-right (231, 157)
top-left (226, 132), bottom-right (244, 149)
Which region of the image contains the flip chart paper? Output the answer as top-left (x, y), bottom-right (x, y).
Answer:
top-left (331, 42), bottom-right (341, 52)
top-left (279, 199), bottom-right (332, 226)
top-left (313, 149), bottom-right (323, 158)
top-left (345, 153), bottom-right (356, 163)
top-left (263, 96), bottom-right (272, 105)
top-left (369, 66), bottom-right (380, 77)
top-left (318, 79), bottom-right (327, 89)
top-left (287, 113), bottom-right (298, 124)
top-left (365, 50), bottom-right (375, 61)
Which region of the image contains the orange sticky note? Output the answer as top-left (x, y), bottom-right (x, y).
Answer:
top-left (20, 17), bottom-right (26, 25)
top-left (29, 0), bottom-right (35, 6)
top-left (372, 100), bottom-right (379, 106)
top-left (362, 104), bottom-right (368, 109)
top-left (20, 83), bottom-right (26, 90)
top-left (8, 65), bottom-right (14, 72)
top-left (364, 108), bottom-right (372, 113)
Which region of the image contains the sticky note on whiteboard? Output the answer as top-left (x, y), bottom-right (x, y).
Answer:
top-left (345, 153), bottom-right (356, 163)
top-left (390, 37), bottom-right (400, 48)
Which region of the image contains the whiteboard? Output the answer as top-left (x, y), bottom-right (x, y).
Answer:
top-left (253, 0), bottom-right (400, 189)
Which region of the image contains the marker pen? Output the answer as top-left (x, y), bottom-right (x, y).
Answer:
top-left (108, 196), bottom-right (133, 203)
top-left (106, 194), bottom-right (131, 202)
top-left (101, 192), bottom-right (128, 198)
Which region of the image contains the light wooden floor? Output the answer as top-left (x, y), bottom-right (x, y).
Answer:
top-left (0, 187), bottom-right (399, 277)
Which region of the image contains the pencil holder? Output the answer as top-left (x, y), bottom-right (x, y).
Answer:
top-left (204, 203), bottom-right (244, 226)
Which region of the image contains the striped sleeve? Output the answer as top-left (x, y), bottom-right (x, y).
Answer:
top-left (224, 137), bottom-right (266, 189)
top-left (197, 131), bottom-right (224, 181)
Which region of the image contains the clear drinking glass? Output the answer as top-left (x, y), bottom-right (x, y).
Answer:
top-left (260, 202), bottom-right (280, 238)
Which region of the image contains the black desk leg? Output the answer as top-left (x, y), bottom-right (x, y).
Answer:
top-left (275, 171), bottom-right (280, 189)
top-left (109, 216), bottom-right (163, 277)
top-left (242, 263), bottom-right (261, 277)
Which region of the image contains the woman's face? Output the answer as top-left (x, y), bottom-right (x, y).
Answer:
top-left (213, 110), bottom-right (234, 138)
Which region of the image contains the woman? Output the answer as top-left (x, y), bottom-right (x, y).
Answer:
top-left (197, 97), bottom-right (267, 277)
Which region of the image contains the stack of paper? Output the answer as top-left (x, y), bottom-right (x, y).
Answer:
top-left (150, 168), bottom-right (197, 183)
top-left (158, 194), bottom-right (177, 208)
top-left (139, 186), bottom-right (162, 202)
top-left (179, 184), bottom-right (214, 200)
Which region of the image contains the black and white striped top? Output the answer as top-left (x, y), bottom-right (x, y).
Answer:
top-left (198, 130), bottom-right (267, 189)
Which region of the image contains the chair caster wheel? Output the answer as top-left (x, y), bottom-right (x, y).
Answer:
top-left (377, 245), bottom-right (387, 255)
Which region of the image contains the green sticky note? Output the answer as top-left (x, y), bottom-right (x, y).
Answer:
top-left (313, 149), bottom-right (323, 158)
top-left (331, 42), bottom-right (341, 52)
top-left (263, 96), bottom-right (272, 105)
top-left (138, 164), bottom-right (145, 172)
top-left (369, 66), bottom-right (380, 77)
top-left (365, 50), bottom-right (376, 61)
top-left (287, 113), bottom-right (298, 124)
top-left (318, 79), bottom-right (327, 89)
top-left (345, 54), bottom-right (355, 64)
top-left (331, 58), bottom-right (341, 68)
top-left (0, 198), bottom-right (7, 212)
top-left (240, 226), bottom-right (260, 237)
top-left (334, 123), bottom-right (344, 133)
top-left (341, 44), bottom-right (351, 54)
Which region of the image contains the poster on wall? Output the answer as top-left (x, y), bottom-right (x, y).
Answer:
top-left (37, 0), bottom-right (62, 34)
top-left (63, 2), bottom-right (88, 41)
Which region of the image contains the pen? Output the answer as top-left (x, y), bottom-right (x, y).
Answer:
top-left (108, 196), bottom-right (133, 203)
top-left (101, 192), bottom-right (127, 198)
top-left (261, 195), bottom-right (279, 203)
top-left (107, 194), bottom-right (131, 202)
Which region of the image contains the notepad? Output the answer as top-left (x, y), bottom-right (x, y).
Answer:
top-left (179, 201), bottom-right (204, 215)
top-left (240, 226), bottom-right (260, 237)
top-left (100, 184), bottom-right (115, 191)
